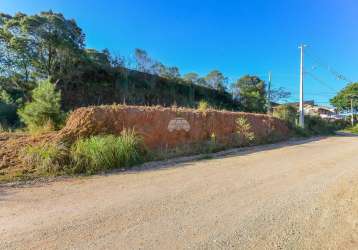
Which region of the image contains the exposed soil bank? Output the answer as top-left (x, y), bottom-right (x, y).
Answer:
top-left (0, 105), bottom-right (290, 182)
top-left (59, 105), bottom-right (290, 149)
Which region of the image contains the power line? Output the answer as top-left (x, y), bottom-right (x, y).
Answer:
top-left (305, 71), bottom-right (337, 92)
top-left (305, 50), bottom-right (352, 83)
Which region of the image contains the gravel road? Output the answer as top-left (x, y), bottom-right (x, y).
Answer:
top-left (1, 135), bottom-right (358, 249)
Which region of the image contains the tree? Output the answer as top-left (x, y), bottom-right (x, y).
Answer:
top-left (134, 48), bottom-right (153, 73)
top-left (18, 79), bottom-right (65, 131)
top-left (330, 82), bottom-right (358, 112)
top-left (0, 13), bottom-right (36, 88)
top-left (205, 70), bottom-right (227, 91)
top-left (25, 11), bottom-right (85, 77)
top-left (196, 77), bottom-right (210, 87)
top-left (151, 62), bottom-right (166, 76)
top-left (162, 66), bottom-right (180, 79)
top-left (183, 72), bottom-right (199, 84)
top-left (269, 87), bottom-right (291, 104)
top-left (273, 104), bottom-right (297, 128)
top-left (234, 75), bottom-right (267, 113)
top-left (0, 11), bottom-right (85, 84)
top-left (85, 49), bottom-right (111, 67)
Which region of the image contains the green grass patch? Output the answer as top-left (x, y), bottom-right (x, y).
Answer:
top-left (69, 130), bottom-right (147, 174)
top-left (342, 124), bottom-right (358, 134)
top-left (19, 130), bottom-right (148, 178)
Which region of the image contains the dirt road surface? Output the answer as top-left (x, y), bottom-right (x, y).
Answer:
top-left (1, 135), bottom-right (358, 249)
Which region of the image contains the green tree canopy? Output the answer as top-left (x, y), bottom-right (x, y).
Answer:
top-left (234, 75), bottom-right (267, 113)
top-left (205, 70), bottom-right (227, 91)
top-left (183, 72), bottom-right (199, 84)
top-left (0, 11), bottom-right (85, 82)
top-left (18, 79), bottom-right (65, 131)
top-left (330, 82), bottom-right (358, 112)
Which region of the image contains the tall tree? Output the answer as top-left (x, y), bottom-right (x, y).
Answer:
top-left (163, 66), bottom-right (180, 79)
top-left (23, 11), bottom-right (85, 78)
top-left (0, 11), bottom-right (85, 81)
top-left (0, 12), bottom-right (36, 89)
top-left (205, 70), bottom-right (227, 91)
top-left (134, 48), bottom-right (153, 73)
top-left (330, 82), bottom-right (358, 112)
top-left (269, 87), bottom-right (291, 103)
top-left (183, 72), bottom-right (199, 84)
top-left (234, 75), bottom-right (267, 113)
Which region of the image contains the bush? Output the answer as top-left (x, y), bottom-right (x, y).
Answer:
top-left (23, 143), bottom-right (70, 174)
top-left (235, 117), bottom-right (255, 145)
top-left (18, 79), bottom-right (65, 132)
top-left (70, 130), bottom-right (146, 174)
top-left (304, 116), bottom-right (338, 135)
top-left (348, 125), bottom-right (358, 134)
top-left (198, 100), bottom-right (209, 112)
top-left (292, 116), bottom-right (343, 137)
top-left (273, 105), bottom-right (297, 128)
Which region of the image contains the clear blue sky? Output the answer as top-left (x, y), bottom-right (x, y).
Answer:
top-left (2, 0), bottom-right (358, 105)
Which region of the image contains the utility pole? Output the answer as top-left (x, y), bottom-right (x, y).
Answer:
top-left (351, 97), bottom-right (355, 127)
top-left (267, 71), bottom-right (272, 114)
top-left (298, 44), bottom-right (306, 128)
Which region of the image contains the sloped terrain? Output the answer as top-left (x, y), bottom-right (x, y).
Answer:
top-left (0, 132), bottom-right (56, 181)
top-left (58, 105), bottom-right (290, 149)
top-left (0, 105), bottom-right (290, 182)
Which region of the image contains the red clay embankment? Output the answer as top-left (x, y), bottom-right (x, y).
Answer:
top-left (58, 105), bottom-right (290, 150)
top-left (1, 105), bottom-right (290, 180)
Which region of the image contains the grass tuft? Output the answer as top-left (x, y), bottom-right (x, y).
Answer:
top-left (70, 130), bottom-right (146, 174)
top-left (23, 143), bottom-right (70, 174)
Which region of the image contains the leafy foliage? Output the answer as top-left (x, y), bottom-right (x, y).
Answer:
top-left (273, 105), bottom-right (297, 128)
top-left (330, 82), bottom-right (358, 112)
top-left (18, 79), bottom-right (65, 131)
top-left (205, 70), bottom-right (227, 91)
top-left (345, 124), bottom-right (358, 134)
top-left (198, 100), bottom-right (209, 112)
top-left (0, 11), bottom-right (85, 86)
top-left (234, 75), bottom-right (267, 113)
top-left (236, 117), bottom-right (255, 145)
top-left (0, 10), bottom-right (277, 120)
top-left (291, 116), bottom-right (346, 137)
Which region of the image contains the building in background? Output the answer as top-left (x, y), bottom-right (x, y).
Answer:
top-left (274, 100), bottom-right (343, 120)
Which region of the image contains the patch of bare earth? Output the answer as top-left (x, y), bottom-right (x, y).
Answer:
top-left (0, 132), bottom-right (56, 182)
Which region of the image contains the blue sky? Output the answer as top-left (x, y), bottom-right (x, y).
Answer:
top-left (1, 0), bottom-right (358, 105)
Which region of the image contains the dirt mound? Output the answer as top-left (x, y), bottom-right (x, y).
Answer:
top-left (0, 105), bottom-right (290, 179)
top-left (0, 132), bottom-right (56, 177)
top-left (58, 105), bottom-right (290, 150)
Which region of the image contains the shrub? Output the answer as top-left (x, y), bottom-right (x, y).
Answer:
top-left (70, 130), bottom-right (146, 174)
top-left (292, 116), bottom-right (343, 137)
top-left (304, 116), bottom-right (337, 135)
top-left (292, 126), bottom-right (311, 137)
top-left (348, 124), bottom-right (358, 134)
top-left (235, 117), bottom-right (255, 145)
top-left (18, 79), bottom-right (65, 132)
top-left (198, 100), bottom-right (209, 112)
top-left (273, 104), bottom-right (297, 128)
top-left (23, 143), bottom-right (70, 174)
top-left (204, 132), bottom-right (224, 154)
